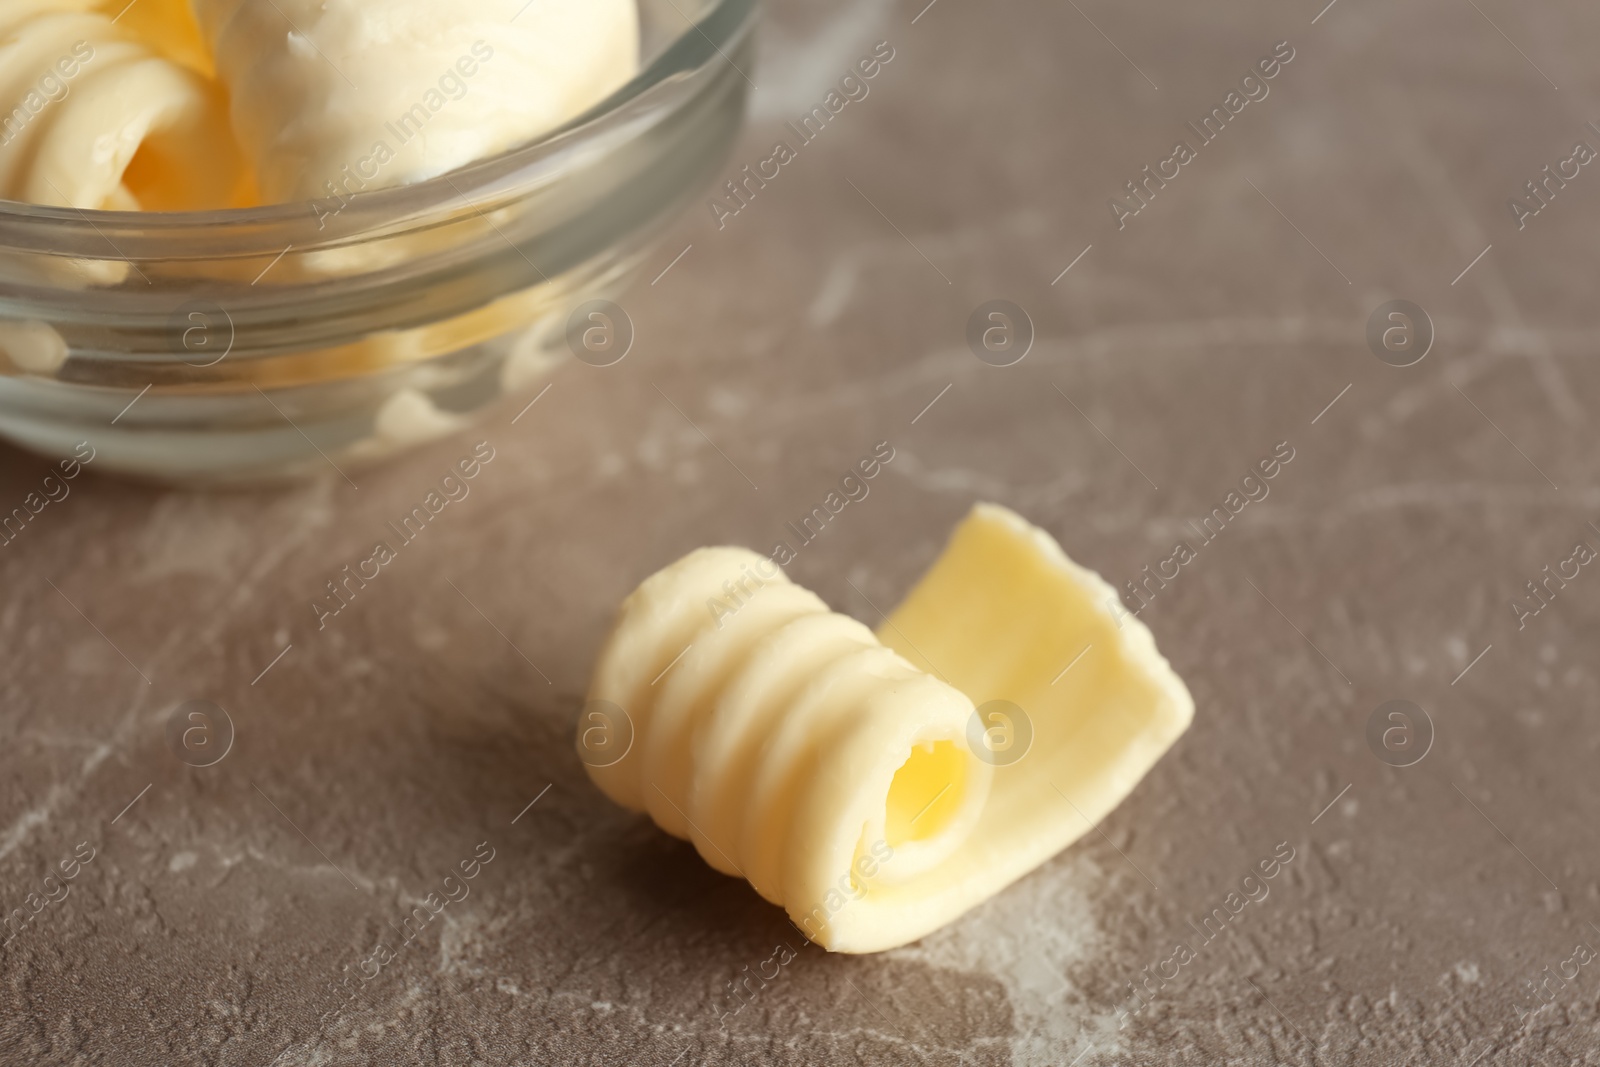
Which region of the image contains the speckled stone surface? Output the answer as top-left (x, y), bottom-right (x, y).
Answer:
top-left (4, 0), bottom-right (1600, 1063)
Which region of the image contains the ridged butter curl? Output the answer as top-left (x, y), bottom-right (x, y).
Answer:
top-left (580, 546), bottom-right (992, 950)
top-left (578, 505), bottom-right (1196, 954)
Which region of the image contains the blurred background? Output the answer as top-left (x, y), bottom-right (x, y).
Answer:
top-left (2, 0), bottom-right (1599, 1063)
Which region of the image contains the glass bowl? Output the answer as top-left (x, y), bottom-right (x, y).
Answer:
top-left (0, 0), bottom-right (757, 485)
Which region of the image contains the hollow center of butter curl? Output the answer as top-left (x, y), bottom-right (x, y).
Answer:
top-left (885, 741), bottom-right (966, 846)
top-left (869, 738), bottom-right (991, 886)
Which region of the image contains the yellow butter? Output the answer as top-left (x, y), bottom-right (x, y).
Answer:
top-left (2, 0), bottom-right (636, 216)
top-left (0, 0), bottom-right (241, 212)
top-left (579, 503), bottom-right (1193, 953)
top-left (191, 0), bottom-right (639, 203)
